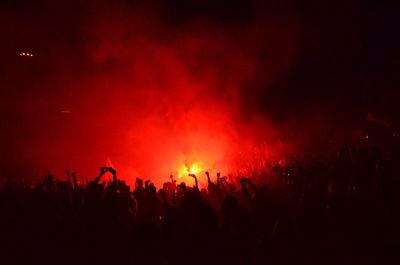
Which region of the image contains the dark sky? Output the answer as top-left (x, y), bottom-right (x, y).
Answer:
top-left (2, 0), bottom-right (399, 114)
top-left (1, 0), bottom-right (400, 181)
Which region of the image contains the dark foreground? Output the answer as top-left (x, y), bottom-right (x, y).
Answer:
top-left (1, 145), bottom-right (400, 265)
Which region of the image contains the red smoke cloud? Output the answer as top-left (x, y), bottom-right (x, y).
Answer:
top-left (71, 7), bottom-right (298, 185)
top-left (1, 2), bottom-right (301, 186)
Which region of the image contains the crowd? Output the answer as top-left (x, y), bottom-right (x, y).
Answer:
top-left (1, 144), bottom-right (400, 265)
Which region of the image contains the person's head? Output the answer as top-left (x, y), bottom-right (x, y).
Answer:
top-left (146, 184), bottom-right (157, 195)
top-left (136, 178), bottom-right (143, 189)
top-left (118, 180), bottom-right (130, 193)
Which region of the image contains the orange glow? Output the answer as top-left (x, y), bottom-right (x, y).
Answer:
top-left (15, 13), bottom-right (293, 186)
top-left (178, 162), bottom-right (202, 178)
top-left (177, 162), bottom-right (204, 186)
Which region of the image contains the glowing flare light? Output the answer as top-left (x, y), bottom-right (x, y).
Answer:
top-left (178, 162), bottom-right (202, 178)
top-left (176, 162), bottom-right (205, 186)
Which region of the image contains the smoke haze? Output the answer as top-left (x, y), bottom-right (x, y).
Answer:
top-left (1, 0), bottom-right (399, 184)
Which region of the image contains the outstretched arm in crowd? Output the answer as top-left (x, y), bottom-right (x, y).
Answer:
top-left (66, 169), bottom-right (80, 190)
top-left (108, 167), bottom-right (117, 189)
top-left (220, 177), bottom-right (228, 193)
top-left (205, 171), bottom-right (212, 186)
top-left (170, 175), bottom-right (176, 189)
top-left (65, 169), bottom-right (72, 186)
top-left (240, 177), bottom-right (257, 203)
top-left (217, 172), bottom-right (221, 189)
top-left (94, 167), bottom-right (108, 184)
top-left (189, 174), bottom-right (199, 191)
top-left (93, 167), bottom-right (117, 188)
top-left (72, 172), bottom-right (78, 189)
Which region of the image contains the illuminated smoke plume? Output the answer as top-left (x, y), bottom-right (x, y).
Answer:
top-left (1, 1), bottom-right (301, 185)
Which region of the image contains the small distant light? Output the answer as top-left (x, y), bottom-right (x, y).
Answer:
top-left (19, 52), bottom-right (34, 57)
top-left (366, 135), bottom-right (369, 140)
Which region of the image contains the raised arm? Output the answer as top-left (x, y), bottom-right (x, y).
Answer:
top-left (170, 175), bottom-right (176, 189)
top-left (108, 167), bottom-right (117, 189)
top-left (220, 176), bottom-right (228, 192)
top-left (94, 167), bottom-right (108, 184)
top-left (217, 172), bottom-right (221, 189)
top-left (205, 171), bottom-right (212, 186)
top-left (240, 177), bottom-right (255, 203)
top-left (189, 174), bottom-right (199, 191)
top-left (71, 171), bottom-right (78, 189)
top-left (247, 178), bottom-right (258, 194)
top-left (65, 169), bottom-right (72, 186)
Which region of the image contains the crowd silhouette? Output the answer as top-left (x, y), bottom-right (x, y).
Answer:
top-left (1, 144), bottom-right (400, 265)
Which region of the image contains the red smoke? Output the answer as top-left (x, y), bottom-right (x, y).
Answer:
top-left (1, 3), bottom-right (300, 186)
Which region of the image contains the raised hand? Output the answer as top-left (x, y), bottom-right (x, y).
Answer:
top-left (205, 171), bottom-right (212, 185)
top-left (220, 176), bottom-right (228, 192)
top-left (189, 174), bottom-right (199, 190)
top-left (65, 169), bottom-right (71, 182)
top-left (94, 167), bottom-right (109, 183)
top-left (108, 167), bottom-right (117, 189)
top-left (217, 172), bottom-right (221, 188)
top-left (72, 171), bottom-right (78, 189)
top-left (108, 167), bottom-right (116, 175)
